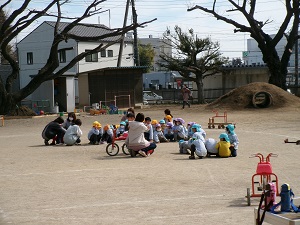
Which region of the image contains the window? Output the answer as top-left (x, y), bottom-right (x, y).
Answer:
top-left (59, 50), bottom-right (66, 63)
top-left (27, 52), bottom-right (33, 64)
top-left (107, 50), bottom-right (113, 57)
top-left (85, 50), bottom-right (98, 62)
top-left (100, 49), bottom-right (106, 57)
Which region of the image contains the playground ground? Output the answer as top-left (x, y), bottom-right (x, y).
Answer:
top-left (1, 105), bottom-right (300, 225)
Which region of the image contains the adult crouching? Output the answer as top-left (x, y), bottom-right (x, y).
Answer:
top-left (125, 113), bottom-right (157, 157)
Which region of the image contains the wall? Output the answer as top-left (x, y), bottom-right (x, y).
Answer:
top-left (87, 68), bottom-right (144, 108)
top-left (77, 42), bottom-right (134, 73)
top-left (78, 73), bottom-right (89, 107)
top-left (202, 66), bottom-right (269, 100)
top-left (17, 22), bottom-right (77, 112)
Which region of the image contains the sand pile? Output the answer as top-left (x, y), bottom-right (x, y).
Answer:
top-left (206, 82), bottom-right (300, 110)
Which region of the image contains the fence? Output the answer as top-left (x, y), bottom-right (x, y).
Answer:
top-left (148, 88), bottom-right (235, 104)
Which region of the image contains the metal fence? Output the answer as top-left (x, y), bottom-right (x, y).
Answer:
top-left (145, 88), bottom-right (235, 104)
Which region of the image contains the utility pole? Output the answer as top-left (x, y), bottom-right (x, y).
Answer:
top-left (117, 0), bottom-right (130, 67)
top-left (131, 0), bottom-right (140, 66)
top-left (295, 0), bottom-right (300, 89)
top-left (295, 38), bottom-right (298, 87)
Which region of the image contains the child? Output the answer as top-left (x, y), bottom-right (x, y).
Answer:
top-left (153, 124), bottom-right (168, 143)
top-left (88, 121), bottom-right (102, 145)
top-left (189, 124), bottom-right (207, 159)
top-left (50, 112), bottom-right (76, 145)
top-left (164, 122), bottom-right (174, 142)
top-left (125, 113), bottom-right (135, 131)
top-left (121, 107), bottom-right (135, 121)
top-left (64, 119), bottom-right (83, 146)
top-left (178, 139), bottom-right (191, 154)
top-left (116, 121), bottom-right (126, 137)
top-left (159, 119), bottom-right (166, 131)
top-left (198, 124), bottom-right (207, 140)
top-left (144, 117), bottom-right (153, 142)
top-left (205, 138), bottom-right (219, 157)
top-left (173, 118), bottom-right (188, 141)
top-left (216, 133), bottom-right (231, 158)
top-left (179, 122), bottom-right (197, 154)
top-left (151, 119), bottom-right (158, 130)
top-left (42, 117), bottom-right (66, 145)
top-left (225, 124), bottom-right (239, 157)
top-left (187, 122), bottom-right (196, 138)
top-left (164, 109), bottom-right (173, 123)
top-left (100, 124), bottom-right (113, 144)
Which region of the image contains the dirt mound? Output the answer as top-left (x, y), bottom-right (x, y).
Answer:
top-left (206, 82), bottom-right (300, 110)
top-left (8, 106), bottom-right (37, 116)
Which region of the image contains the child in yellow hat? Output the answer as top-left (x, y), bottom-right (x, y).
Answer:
top-left (88, 121), bottom-right (102, 145)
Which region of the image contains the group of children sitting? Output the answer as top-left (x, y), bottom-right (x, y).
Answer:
top-left (41, 108), bottom-right (239, 159)
top-left (177, 122), bottom-right (239, 159)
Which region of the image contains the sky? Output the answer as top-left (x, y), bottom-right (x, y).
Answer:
top-left (6, 0), bottom-right (287, 59)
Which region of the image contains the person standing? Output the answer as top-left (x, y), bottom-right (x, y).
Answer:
top-left (181, 84), bottom-right (191, 109)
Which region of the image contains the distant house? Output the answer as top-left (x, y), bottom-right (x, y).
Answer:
top-left (139, 36), bottom-right (172, 72)
top-left (17, 21), bottom-right (140, 112)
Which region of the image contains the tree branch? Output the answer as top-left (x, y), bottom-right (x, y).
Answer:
top-left (187, 5), bottom-right (251, 33)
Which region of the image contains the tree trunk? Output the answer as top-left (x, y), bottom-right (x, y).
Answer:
top-left (266, 60), bottom-right (287, 90)
top-left (262, 49), bottom-right (287, 90)
top-left (0, 92), bottom-right (17, 115)
top-left (196, 79), bottom-right (206, 104)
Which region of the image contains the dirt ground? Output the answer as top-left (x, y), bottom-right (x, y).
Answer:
top-left (1, 104), bottom-right (300, 225)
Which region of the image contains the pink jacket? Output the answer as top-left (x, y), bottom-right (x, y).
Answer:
top-left (125, 121), bottom-right (150, 151)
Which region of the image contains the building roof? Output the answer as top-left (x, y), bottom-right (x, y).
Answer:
top-left (78, 66), bottom-right (148, 75)
top-left (45, 21), bottom-right (133, 43)
top-left (222, 64), bottom-right (268, 70)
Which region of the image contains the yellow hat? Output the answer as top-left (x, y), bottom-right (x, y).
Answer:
top-left (93, 121), bottom-right (101, 128)
top-left (151, 119), bottom-right (158, 125)
top-left (165, 115), bottom-right (172, 121)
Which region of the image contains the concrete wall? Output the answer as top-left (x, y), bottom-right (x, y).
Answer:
top-left (198, 66), bottom-right (270, 100)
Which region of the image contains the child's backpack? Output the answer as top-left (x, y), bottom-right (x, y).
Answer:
top-left (256, 182), bottom-right (277, 225)
top-left (271, 183), bottom-right (300, 213)
top-left (264, 182), bottom-right (277, 211)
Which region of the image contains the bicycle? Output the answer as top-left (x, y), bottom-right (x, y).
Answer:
top-left (106, 129), bottom-right (130, 156)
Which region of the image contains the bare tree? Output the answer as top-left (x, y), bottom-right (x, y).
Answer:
top-left (158, 26), bottom-right (227, 104)
top-left (0, 0), bottom-right (155, 114)
top-left (188, 0), bottom-right (300, 90)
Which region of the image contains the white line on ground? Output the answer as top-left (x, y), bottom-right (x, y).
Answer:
top-left (7, 194), bottom-right (229, 214)
top-left (0, 167), bottom-right (143, 177)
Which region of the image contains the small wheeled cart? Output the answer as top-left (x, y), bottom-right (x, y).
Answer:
top-left (207, 110), bottom-right (235, 129)
top-left (246, 153), bottom-right (279, 206)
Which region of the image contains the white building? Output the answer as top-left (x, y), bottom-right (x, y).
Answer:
top-left (242, 34), bottom-right (295, 68)
top-left (17, 21), bottom-right (134, 112)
